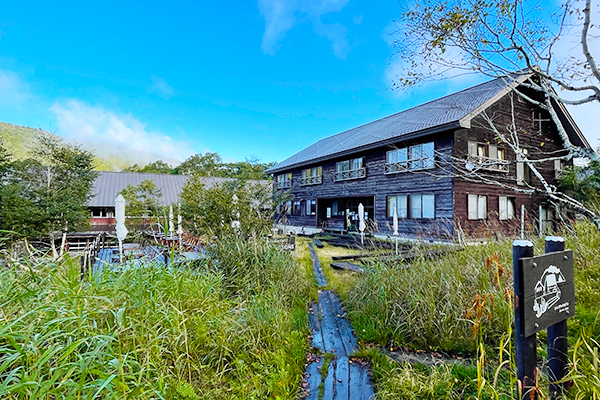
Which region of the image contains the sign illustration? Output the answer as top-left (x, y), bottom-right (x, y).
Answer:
top-left (519, 250), bottom-right (575, 337)
top-left (533, 265), bottom-right (566, 318)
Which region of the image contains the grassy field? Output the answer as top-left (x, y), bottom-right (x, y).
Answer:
top-left (0, 236), bottom-right (313, 399)
top-left (2, 227), bottom-right (598, 399)
top-left (309, 222), bottom-right (600, 399)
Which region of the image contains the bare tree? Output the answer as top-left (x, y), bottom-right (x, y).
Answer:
top-left (391, 0), bottom-right (600, 225)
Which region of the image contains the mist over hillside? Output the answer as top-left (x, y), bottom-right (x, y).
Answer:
top-left (0, 122), bottom-right (178, 171)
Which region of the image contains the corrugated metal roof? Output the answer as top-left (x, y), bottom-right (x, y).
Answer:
top-left (88, 172), bottom-right (234, 207)
top-left (266, 75), bottom-right (522, 174)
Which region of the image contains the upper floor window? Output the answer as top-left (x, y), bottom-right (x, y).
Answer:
top-left (276, 173), bottom-right (292, 189)
top-left (516, 148), bottom-right (531, 185)
top-left (301, 166), bottom-right (323, 186)
top-left (334, 157), bottom-right (365, 181)
top-left (385, 142), bottom-right (434, 174)
top-left (468, 141), bottom-right (508, 171)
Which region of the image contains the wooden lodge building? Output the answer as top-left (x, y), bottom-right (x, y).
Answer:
top-left (265, 74), bottom-right (591, 240)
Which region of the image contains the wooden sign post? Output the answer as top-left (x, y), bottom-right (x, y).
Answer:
top-left (513, 237), bottom-right (575, 400)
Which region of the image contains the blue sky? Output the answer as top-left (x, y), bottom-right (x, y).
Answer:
top-left (0, 0), bottom-right (598, 166)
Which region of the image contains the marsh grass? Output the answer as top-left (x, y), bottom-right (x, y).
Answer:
top-left (0, 236), bottom-right (312, 399)
top-left (315, 221), bottom-right (600, 399)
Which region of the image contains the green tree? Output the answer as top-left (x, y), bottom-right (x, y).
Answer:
top-left (1, 134), bottom-right (97, 242)
top-left (123, 160), bottom-right (174, 174)
top-left (560, 158), bottom-right (600, 213)
top-left (180, 176), bottom-right (275, 238)
top-left (175, 152), bottom-right (275, 180)
top-left (119, 179), bottom-right (163, 218)
top-left (175, 152), bottom-right (224, 176)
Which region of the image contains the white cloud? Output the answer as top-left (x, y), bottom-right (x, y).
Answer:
top-left (258, 0), bottom-right (350, 58)
top-left (0, 69), bottom-right (32, 107)
top-left (50, 100), bottom-right (193, 162)
top-left (148, 75), bottom-right (175, 100)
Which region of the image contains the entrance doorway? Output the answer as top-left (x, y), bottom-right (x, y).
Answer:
top-left (317, 196), bottom-right (375, 232)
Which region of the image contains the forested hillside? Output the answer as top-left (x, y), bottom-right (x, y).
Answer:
top-left (0, 122), bottom-right (162, 171)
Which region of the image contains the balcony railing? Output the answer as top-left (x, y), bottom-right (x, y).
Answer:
top-left (334, 167), bottom-right (366, 182)
top-left (276, 180), bottom-right (292, 189)
top-left (468, 156), bottom-right (509, 171)
top-left (300, 175), bottom-right (323, 186)
top-left (384, 161), bottom-right (408, 174)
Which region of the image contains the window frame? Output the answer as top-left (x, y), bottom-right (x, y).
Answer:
top-left (387, 195), bottom-right (408, 218)
top-left (468, 194), bottom-right (488, 220)
top-left (306, 199), bottom-right (317, 216)
top-left (468, 141), bottom-right (508, 171)
top-left (276, 173), bottom-right (292, 189)
top-left (409, 193), bottom-right (435, 219)
top-left (385, 142), bottom-right (435, 174)
top-left (334, 157), bottom-right (366, 181)
top-left (499, 196), bottom-right (516, 221)
top-left (301, 166), bottom-right (323, 185)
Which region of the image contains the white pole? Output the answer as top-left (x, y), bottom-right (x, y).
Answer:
top-left (521, 204), bottom-right (525, 239)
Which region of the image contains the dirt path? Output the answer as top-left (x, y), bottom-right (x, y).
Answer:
top-left (303, 243), bottom-right (375, 400)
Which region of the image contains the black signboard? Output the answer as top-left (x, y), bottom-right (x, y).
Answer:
top-left (519, 250), bottom-right (575, 337)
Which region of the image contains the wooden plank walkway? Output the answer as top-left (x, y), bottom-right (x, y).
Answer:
top-left (308, 242), bottom-right (328, 287)
top-left (303, 243), bottom-right (375, 399)
top-left (330, 261), bottom-right (364, 273)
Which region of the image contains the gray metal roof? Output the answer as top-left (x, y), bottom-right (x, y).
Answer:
top-left (266, 74), bottom-right (589, 174)
top-left (88, 171), bottom-right (233, 207)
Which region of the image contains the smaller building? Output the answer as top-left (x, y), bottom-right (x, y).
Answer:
top-left (88, 172), bottom-right (232, 230)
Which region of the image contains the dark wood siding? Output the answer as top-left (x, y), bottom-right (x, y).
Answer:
top-left (276, 133), bottom-right (455, 238)
top-left (453, 88), bottom-right (569, 237)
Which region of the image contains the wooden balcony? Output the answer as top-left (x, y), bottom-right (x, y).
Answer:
top-left (468, 156), bottom-right (509, 171)
top-left (384, 161), bottom-right (408, 174)
top-left (300, 175), bottom-right (323, 186)
top-left (276, 180), bottom-right (292, 189)
top-left (334, 167), bottom-right (366, 182)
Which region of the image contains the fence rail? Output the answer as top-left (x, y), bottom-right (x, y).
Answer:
top-left (334, 167), bottom-right (366, 181)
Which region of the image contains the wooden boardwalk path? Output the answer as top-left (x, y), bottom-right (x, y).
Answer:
top-left (303, 243), bottom-right (375, 400)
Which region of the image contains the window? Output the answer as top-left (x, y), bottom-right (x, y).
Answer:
top-left (468, 141), bottom-right (507, 171)
top-left (409, 194), bottom-right (435, 219)
top-left (516, 148), bottom-right (531, 185)
top-left (301, 166), bottom-right (323, 185)
top-left (387, 195), bottom-right (408, 218)
top-left (554, 159), bottom-right (563, 178)
top-left (306, 199), bottom-right (316, 215)
top-left (332, 200), bottom-right (338, 216)
top-left (292, 200), bottom-right (302, 215)
top-left (385, 148), bottom-right (408, 173)
top-left (468, 194), bottom-right (487, 220)
top-left (499, 196), bottom-right (516, 220)
top-left (386, 142), bottom-right (434, 173)
top-left (276, 173), bottom-right (292, 189)
top-left (334, 157), bottom-right (365, 181)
